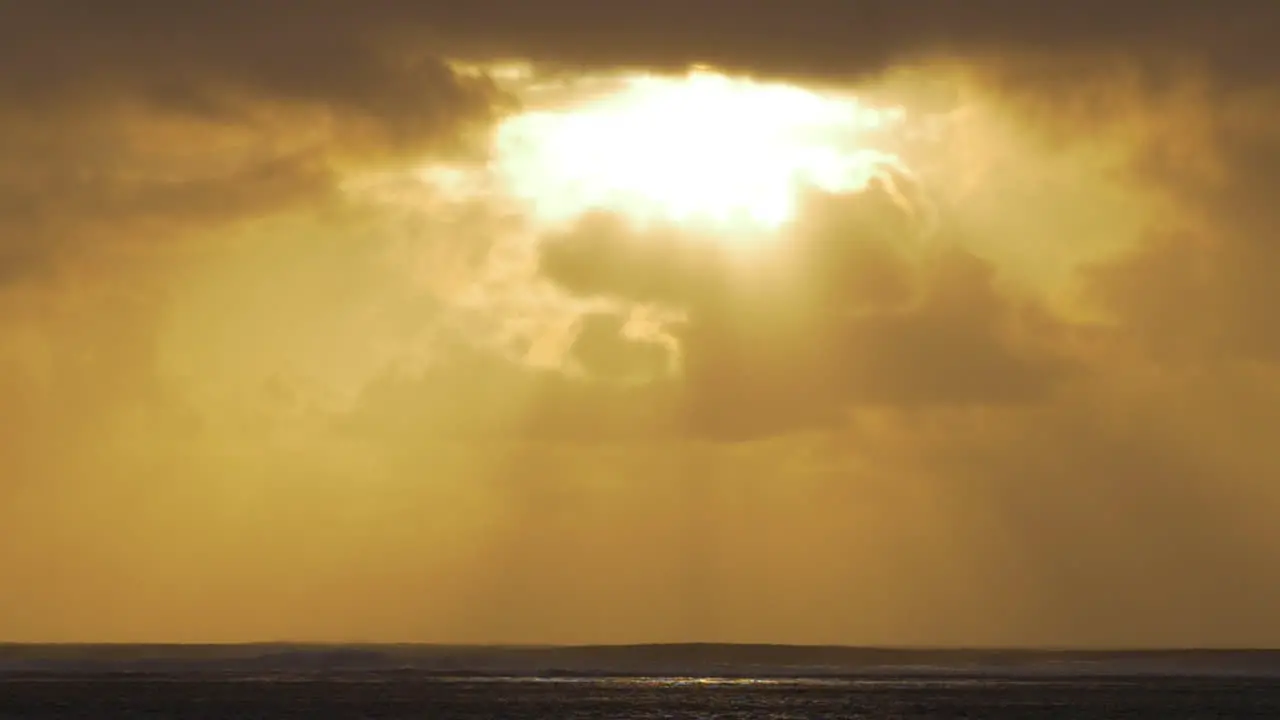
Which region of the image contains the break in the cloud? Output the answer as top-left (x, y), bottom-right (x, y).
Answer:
top-left (3, 1), bottom-right (1280, 646)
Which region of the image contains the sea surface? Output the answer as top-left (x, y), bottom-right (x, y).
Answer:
top-left (5, 644), bottom-right (1280, 718)
top-left (4, 675), bottom-right (1280, 719)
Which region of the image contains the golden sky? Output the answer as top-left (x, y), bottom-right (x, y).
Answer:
top-left (2, 1), bottom-right (1280, 647)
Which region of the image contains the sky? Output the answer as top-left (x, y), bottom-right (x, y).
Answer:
top-left (2, 0), bottom-right (1280, 647)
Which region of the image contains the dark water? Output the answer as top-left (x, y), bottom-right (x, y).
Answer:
top-left (3, 675), bottom-right (1280, 719)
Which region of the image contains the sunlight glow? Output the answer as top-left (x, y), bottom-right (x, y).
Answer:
top-left (489, 68), bottom-right (907, 233)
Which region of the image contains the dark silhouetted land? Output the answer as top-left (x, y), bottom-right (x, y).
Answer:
top-left (4, 643), bottom-right (1280, 679)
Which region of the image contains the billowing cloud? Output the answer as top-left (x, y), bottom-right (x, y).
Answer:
top-left (530, 185), bottom-right (1074, 440)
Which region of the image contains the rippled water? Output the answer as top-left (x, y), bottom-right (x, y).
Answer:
top-left (3, 675), bottom-right (1280, 719)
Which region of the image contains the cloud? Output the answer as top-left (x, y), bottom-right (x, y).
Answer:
top-left (342, 175), bottom-right (1077, 444)
top-left (1078, 93), bottom-right (1280, 365)
top-left (527, 175), bottom-right (1075, 440)
top-left (569, 311), bottom-right (673, 381)
top-left (423, 1), bottom-right (1279, 84)
top-left (5, 0), bottom-right (1280, 646)
top-left (0, 1), bottom-right (505, 283)
top-left (0, 0), bottom-right (510, 501)
top-left (0, 3), bottom-right (511, 635)
top-left (299, 8), bottom-right (1280, 645)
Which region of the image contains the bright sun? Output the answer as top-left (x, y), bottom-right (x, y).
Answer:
top-left (487, 68), bottom-right (907, 234)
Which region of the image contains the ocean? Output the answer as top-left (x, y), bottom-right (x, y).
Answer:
top-left (5, 675), bottom-right (1280, 718)
top-left (4, 645), bottom-right (1280, 718)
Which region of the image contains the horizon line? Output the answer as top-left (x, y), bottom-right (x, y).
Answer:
top-left (4, 641), bottom-right (1280, 652)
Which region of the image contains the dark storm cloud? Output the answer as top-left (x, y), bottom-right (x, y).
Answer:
top-left (421, 0), bottom-right (1279, 81)
top-left (10, 0), bottom-right (1273, 114)
top-left (0, 1), bottom-right (494, 125)
top-left (0, 0), bottom-right (502, 282)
